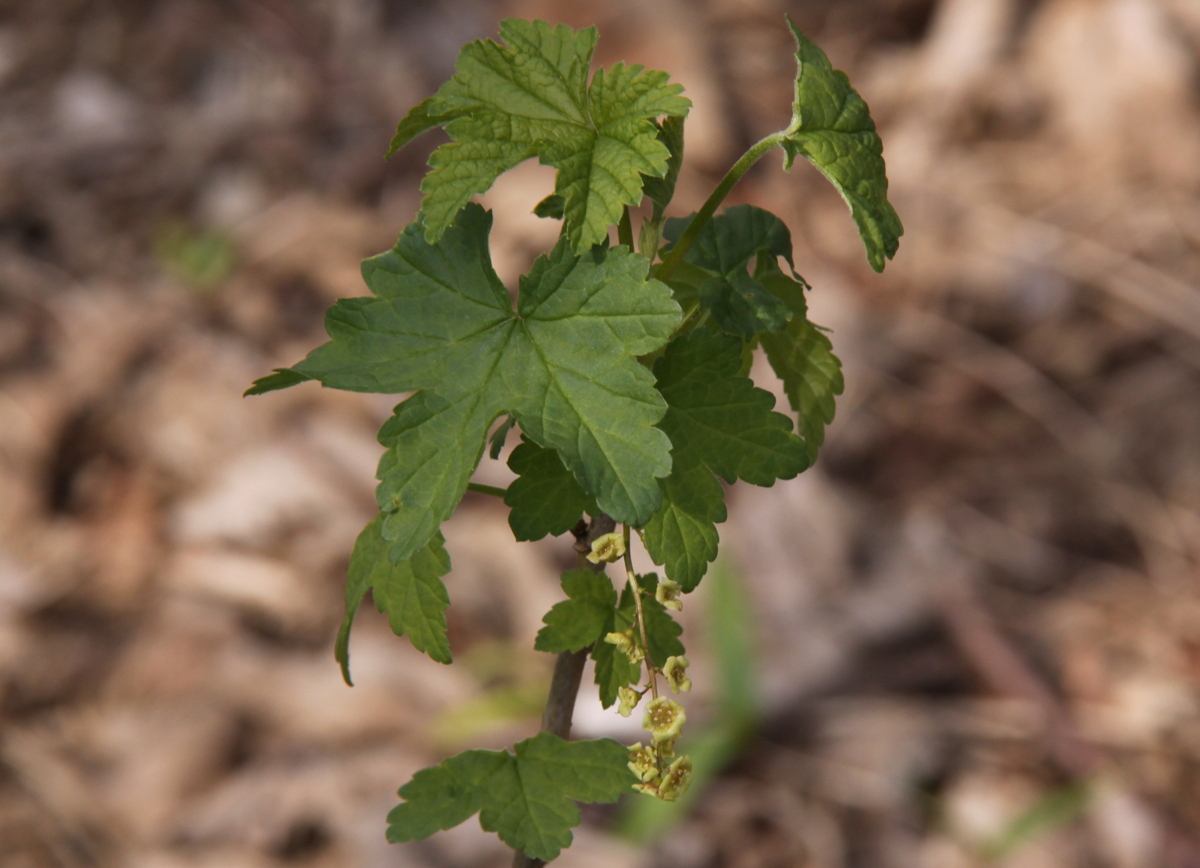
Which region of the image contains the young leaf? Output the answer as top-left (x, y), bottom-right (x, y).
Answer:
top-left (756, 262), bottom-right (844, 461)
top-left (387, 732), bottom-right (635, 862)
top-left (390, 19), bottom-right (691, 252)
top-left (505, 440), bottom-right (597, 541)
top-left (488, 415), bottom-right (516, 459)
top-left (642, 115), bottom-right (685, 220)
top-left (273, 205), bottom-right (679, 562)
top-left (535, 569), bottom-right (616, 653)
top-left (642, 451), bottom-right (724, 592)
top-left (533, 194), bottom-right (565, 220)
top-left (662, 205), bottom-right (795, 338)
top-left (643, 331), bottom-right (810, 590)
top-left (782, 17), bottom-right (903, 272)
top-left (245, 367), bottom-right (311, 396)
top-left (337, 516), bottom-right (452, 684)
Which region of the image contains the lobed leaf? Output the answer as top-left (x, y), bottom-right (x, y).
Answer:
top-left (663, 205), bottom-right (795, 338)
top-left (755, 262), bottom-right (844, 461)
top-left (642, 331), bottom-right (810, 590)
top-left (782, 17), bottom-right (902, 272)
top-left (642, 451), bottom-right (724, 592)
top-left (535, 569), bottom-right (616, 654)
top-left (273, 205), bottom-right (679, 562)
top-left (387, 732), bottom-right (634, 862)
top-left (392, 19), bottom-right (690, 251)
top-left (337, 516), bottom-right (452, 684)
top-left (505, 439), bottom-right (597, 541)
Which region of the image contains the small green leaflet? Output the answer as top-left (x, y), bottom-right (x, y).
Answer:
top-left (535, 569), bottom-right (615, 653)
top-left (337, 516), bottom-right (452, 685)
top-left (782, 17), bottom-right (902, 272)
top-left (642, 454), bottom-right (724, 593)
top-left (387, 732), bottom-right (634, 862)
top-left (251, 204), bottom-right (680, 563)
top-left (755, 260), bottom-right (844, 461)
top-left (505, 440), bottom-right (596, 541)
top-left (488, 416), bottom-right (515, 459)
top-left (641, 116), bottom-right (685, 221)
top-left (663, 205), bottom-right (795, 338)
top-left (388, 18), bottom-right (691, 252)
top-left (590, 574), bottom-right (685, 707)
top-left (643, 331), bottom-right (810, 590)
top-left (244, 367), bottom-right (310, 396)
top-left (639, 116), bottom-right (686, 257)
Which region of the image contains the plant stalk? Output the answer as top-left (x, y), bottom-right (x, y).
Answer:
top-left (655, 131), bottom-right (785, 281)
top-left (622, 524), bottom-right (658, 699)
top-left (512, 513), bottom-right (616, 868)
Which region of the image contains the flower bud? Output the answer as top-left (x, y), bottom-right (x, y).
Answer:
top-left (604, 628), bottom-right (644, 664)
top-left (663, 655), bottom-right (692, 694)
top-left (657, 755), bottom-right (693, 801)
top-left (627, 742), bottom-right (658, 783)
top-left (655, 578), bottom-right (683, 610)
top-left (617, 686), bottom-right (641, 718)
top-left (586, 531), bottom-right (626, 564)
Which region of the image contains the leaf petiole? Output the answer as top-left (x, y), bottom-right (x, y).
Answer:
top-left (466, 482), bottom-right (508, 498)
top-left (623, 524), bottom-right (659, 700)
top-left (655, 131), bottom-right (786, 281)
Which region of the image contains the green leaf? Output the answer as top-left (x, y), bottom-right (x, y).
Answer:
top-left (591, 593), bottom-right (639, 708)
top-left (755, 262), bottom-right (844, 461)
top-left (643, 331), bottom-right (809, 590)
top-left (385, 96), bottom-right (474, 158)
top-left (287, 204), bottom-right (680, 561)
top-left (642, 450), bottom-right (724, 592)
top-left (782, 17), bottom-right (902, 272)
top-left (535, 569), bottom-right (616, 653)
top-left (642, 116), bottom-right (685, 221)
top-left (663, 205), bottom-right (794, 339)
top-left (387, 732), bottom-right (634, 862)
top-left (505, 439), bottom-right (597, 541)
top-left (488, 415), bottom-right (516, 459)
top-left (394, 19), bottom-right (690, 251)
top-left (375, 391), bottom-right (493, 565)
top-left (244, 367), bottom-right (311, 396)
top-left (337, 516), bottom-right (452, 684)
top-left (656, 331), bottom-right (809, 486)
top-left (533, 194), bottom-right (565, 220)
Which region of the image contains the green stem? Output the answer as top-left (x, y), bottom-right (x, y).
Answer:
top-left (618, 206), bottom-right (634, 249)
top-left (622, 524), bottom-right (658, 700)
top-left (655, 131), bottom-right (785, 281)
top-left (466, 482), bottom-right (508, 498)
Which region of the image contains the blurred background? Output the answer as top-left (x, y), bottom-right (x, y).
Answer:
top-left (2, 0), bottom-right (1200, 866)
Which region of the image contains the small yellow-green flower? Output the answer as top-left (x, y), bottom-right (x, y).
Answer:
top-left (663, 655), bottom-right (692, 694)
top-left (627, 742), bottom-right (658, 783)
top-left (657, 754), bottom-right (693, 801)
top-left (586, 531), bottom-right (626, 564)
top-left (642, 696), bottom-right (685, 744)
top-left (604, 628), bottom-right (644, 664)
top-left (617, 685), bottom-right (641, 718)
top-left (655, 578), bottom-right (683, 610)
